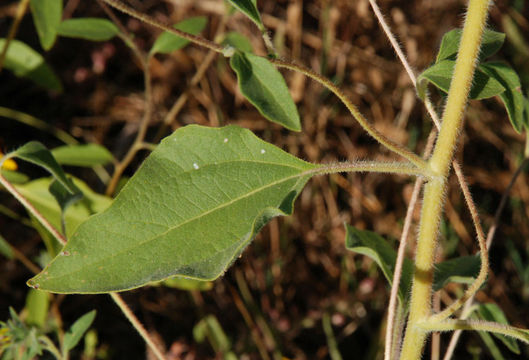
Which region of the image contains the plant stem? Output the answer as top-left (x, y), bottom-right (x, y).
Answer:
top-left (270, 59), bottom-right (427, 169)
top-left (314, 160), bottom-right (430, 179)
top-left (100, 0), bottom-right (225, 54)
top-left (418, 319), bottom-right (529, 345)
top-left (110, 293), bottom-right (167, 360)
top-left (399, 0), bottom-right (490, 358)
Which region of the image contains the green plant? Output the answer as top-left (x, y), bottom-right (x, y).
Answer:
top-left (1, 0), bottom-right (529, 359)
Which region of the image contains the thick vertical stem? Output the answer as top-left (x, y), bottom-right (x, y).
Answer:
top-left (399, 0), bottom-right (490, 358)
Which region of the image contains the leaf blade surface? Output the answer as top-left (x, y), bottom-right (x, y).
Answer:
top-left (28, 125), bottom-right (317, 293)
top-left (230, 52), bottom-right (301, 131)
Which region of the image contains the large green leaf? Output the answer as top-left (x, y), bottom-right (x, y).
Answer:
top-left (30, 0), bottom-right (62, 50)
top-left (149, 16), bottom-right (208, 55)
top-left (418, 60), bottom-right (505, 100)
top-left (57, 18), bottom-right (119, 41)
top-left (226, 0), bottom-right (263, 30)
top-left (51, 144), bottom-right (114, 167)
top-left (28, 125), bottom-right (318, 293)
top-left (345, 225), bottom-right (413, 303)
top-left (479, 62), bottom-right (525, 133)
top-left (0, 39), bottom-right (62, 91)
top-left (230, 52), bottom-right (301, 131)
top-left (436, 28), bottom-right (505, 62)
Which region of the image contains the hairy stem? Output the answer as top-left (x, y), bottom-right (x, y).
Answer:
top-left (110, 293), bottom-right (167, 360)
top-left (400, 1), bottom-right (490, 358)
top-left (270, 59), bottom-right (427, 169)
top-left (419, 319), bottom-right (529, 345)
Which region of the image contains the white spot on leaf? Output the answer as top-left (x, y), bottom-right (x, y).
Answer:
top-left (193, 163), bottom-right (199, 170)
top-left (260, 149), bottom-right (266, 154)
top-left (223, 138), bottom-right (229, 143)
top-left (60, 251), bottom-right (70, 256)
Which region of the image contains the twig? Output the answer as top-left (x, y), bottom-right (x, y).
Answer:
top-left (110, 293), bottom-right (167, 360)
top-left (442, 157), bottom-right (529, 360)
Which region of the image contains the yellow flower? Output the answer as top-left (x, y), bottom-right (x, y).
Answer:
top-left (0, 152), bottom-right (17, 171)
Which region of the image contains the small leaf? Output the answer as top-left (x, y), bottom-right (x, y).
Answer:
top-left (29, 0), bottom-right (62, 50)
top-left (0, 39), bottom-right (62, 91)
top-left (7, 142), bottom-right (78, 196)
top-left (149, 16), bottom-right (207, 55)
top-left (28, 125), bottom-right (318, 293)
top-left (222, 32), bottom-right (253, 53)
top-left (230, 52), bottom-right (301, 131)
top-left (62, 310), bottom-right (96, 353)
top-left (436, 28), bottom-right (505, 62)
top-left (433, 255), bottom-right (481, 291)
top-left (51, 144), bottom-right (114, 167)
top-left (24, 289), bottom-right (49, 328)
top-left (479, 62), bottom-right (525, 133)
top-left (1, 169), bottom-right (30, 184)
top-left (418, 60), bottom-right (505, 100)
top-left (193, 315), bottom-right (232, 353)
top-left (15, 177), bottom-right (112, 238)
top-left (0, 233), bottom-right (14, 259)
top-left (226, 0), bottom-right (263, 30)
top-left (57, 18), bottom-right (119, 41)
top-left (344, 225), bottom-right (413, 303)
top-left (157, 276), bottom-right (213, 291)
top-left (477, 303), bottom-right (520, 354)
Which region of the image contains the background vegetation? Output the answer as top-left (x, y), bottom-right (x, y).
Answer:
top-left (1, 0), bottom-right (529, 358)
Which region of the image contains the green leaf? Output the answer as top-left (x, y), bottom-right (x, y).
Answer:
top-left (29, 0), bottom-right (62, 50)
top-left (193, 315), bottom-right (233, 354)
top-left (479, 62), bottom-right (525, 133)
top-left (15, 177), bottom-right (112, 238)
top-left (226, 0), bottom-right (263, 29)
top-left (57, 18), bottom-right (119, 41)
top-left (156, 276), bottom-right (213, 291)
top-left (433, 255), bottom-right (481, 291)
top-left (51, 144), bottom-right (114, 167)
top-left (28, 125), bottom-right (317, 293)
top-left (149, 16), bottom-right (207, 55)
top-left (230, 52), bottom-right (301, 131)
top-left (1, 169), bottom-right (30, 184)
top-left (345, 225), bottom-right (484, 302)
top-left (62, 310), bottom-right (96, 353)
top-left (436, 28), bottom-right (505, 63)
top-left (0, 233), bottom-right (14, 259)
top-left (24, 289), bottom-right (49, 328)
top-left (222, 32), bottom-right (253, 53)
top-left (477, 303), bottom-right (521, 354)
top-left (7, 142), bottom-right (78, 196)
top-left (418, 60), bottom-right (505, 100)
top-left (344, 225), bottom-right (413, 303)
top-left (0, 39), bottom-right (62, 91)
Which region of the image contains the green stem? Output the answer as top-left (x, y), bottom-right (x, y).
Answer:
top-left (418, 319), bottom-right (529, 345)
top-left (270, 58), bottom-right (428, 169)
top-left (399, 1), bottom-right (491, 359)
top-left (314, 160), bottom-right (430, 178)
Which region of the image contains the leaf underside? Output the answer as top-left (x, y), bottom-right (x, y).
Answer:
top-left (28, 125), bottom-right (317, 293)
